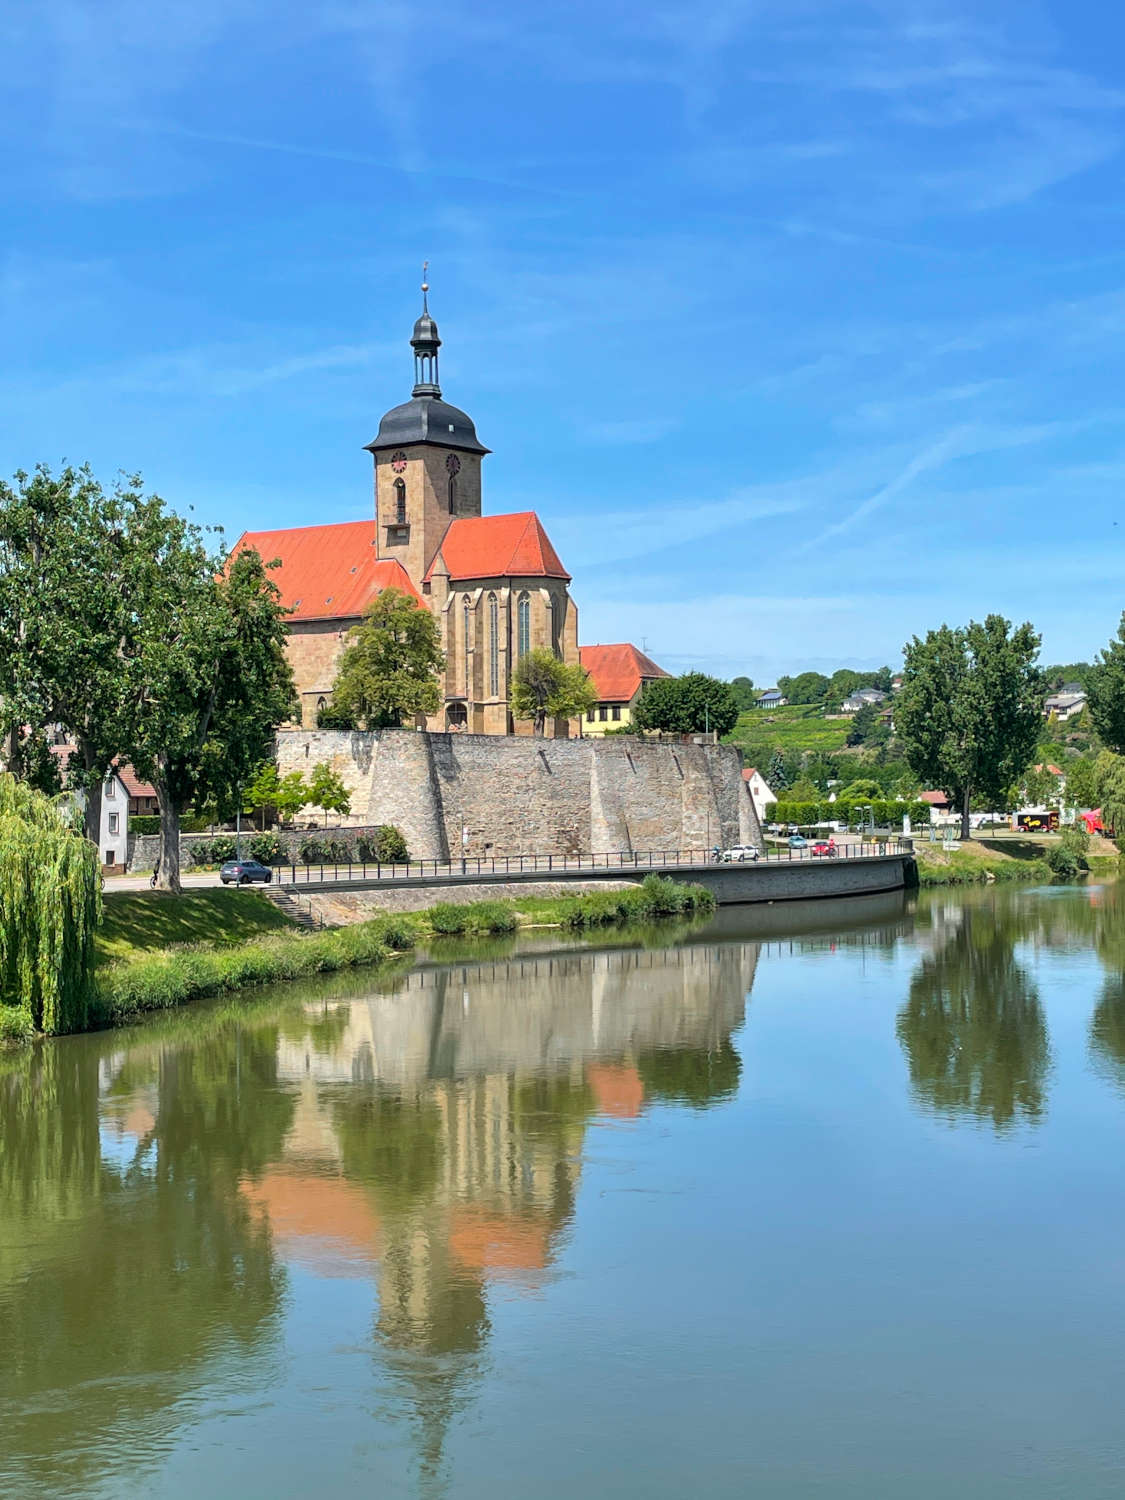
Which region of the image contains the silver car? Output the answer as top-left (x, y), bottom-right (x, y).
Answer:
top-left (719, 845), bottom-right (760, 863)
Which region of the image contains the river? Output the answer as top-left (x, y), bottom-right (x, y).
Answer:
top-left (2, 883), bottom-right (1125, 1498)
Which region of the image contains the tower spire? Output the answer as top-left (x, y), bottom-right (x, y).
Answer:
top-left (411, 264), bottom-right (441, 398)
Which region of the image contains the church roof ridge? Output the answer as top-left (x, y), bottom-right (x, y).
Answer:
top-left (232, 519), bottom-right (422, 620)
top-left (424, 511), bottom-right (570, 583)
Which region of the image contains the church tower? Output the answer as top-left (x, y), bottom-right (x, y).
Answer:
top-left (364, 275), bottom-right (489, 584)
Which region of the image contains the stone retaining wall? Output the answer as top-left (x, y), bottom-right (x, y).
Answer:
top-left (126, 823), bottom-right (392, 874)
top-left (274, 728), bottom-right (760, 861)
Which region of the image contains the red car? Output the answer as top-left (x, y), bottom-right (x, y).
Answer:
top-left (811, 839), bottom-right (838, 858)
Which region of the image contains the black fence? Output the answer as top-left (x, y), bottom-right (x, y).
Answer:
top-left (272, 840), bottom-right (912, 887)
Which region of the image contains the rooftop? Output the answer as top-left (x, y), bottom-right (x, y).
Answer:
top-left (578, 643), bottom-right (668, 702)
top-left (425, 512), bottom-right (570, 583)
top-left (232, 520), bottom-right (422, 621)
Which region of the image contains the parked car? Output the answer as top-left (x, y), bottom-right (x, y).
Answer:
top-left (787, 835), bottom-right (808, 849)
top-left (219, 859), bottom-right (273, 885)
top-left (811, 839), bottom-right (837, 858)
top-left (719, 845), bottom-right (760, 863)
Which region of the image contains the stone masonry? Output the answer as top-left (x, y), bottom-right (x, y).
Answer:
top-left (275, 729), bottom-right (761, 860)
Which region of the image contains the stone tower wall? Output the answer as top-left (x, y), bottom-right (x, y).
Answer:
top-left (275, 729), bottom-right (761, 859)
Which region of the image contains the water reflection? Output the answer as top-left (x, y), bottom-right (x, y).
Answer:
top-left (0, 939), bottom-right (757, 1497)
top-left (896, 900), bottom-right (1050, 1130)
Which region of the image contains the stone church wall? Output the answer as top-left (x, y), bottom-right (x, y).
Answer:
top-left (275, 729), bottom-right (760, 860)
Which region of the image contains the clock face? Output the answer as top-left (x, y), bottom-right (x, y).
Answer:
top-left (445, 454), bottom-right (461, 475)
top-left (391, 452), bottom-right (407, 474)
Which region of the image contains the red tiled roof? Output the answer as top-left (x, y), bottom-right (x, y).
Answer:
top-left (578, 643), bottom-right (669, 702)
top-left (1034, 763), bottom-right (1064, 777)
top-left (920, 790), bottom-right (950, 805)
top-left (49, 746), bottom-right (156, 800)
top-left (232, 521), bottom-right (422, 621)
top-left (424, 512), bottom-right (570, 583)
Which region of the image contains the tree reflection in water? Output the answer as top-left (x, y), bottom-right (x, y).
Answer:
top-left (897, 904), bottom-right (1050, 1129)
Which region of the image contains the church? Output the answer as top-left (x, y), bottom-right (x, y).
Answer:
top-left (233, 282), bottom-right (581, 735)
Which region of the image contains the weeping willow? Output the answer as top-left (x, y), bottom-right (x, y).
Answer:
top-left (0, 774), bottom-right (101, 1035)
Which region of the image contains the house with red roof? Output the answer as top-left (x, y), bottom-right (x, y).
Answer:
top-left (577, 643), bottom-right (669, 734)
top-left (232, 288), bottom-right (579, 735)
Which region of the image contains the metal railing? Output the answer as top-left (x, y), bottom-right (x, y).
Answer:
top-left (274, 840), bottom-right (912, 886)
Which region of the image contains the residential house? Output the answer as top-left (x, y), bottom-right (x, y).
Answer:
top-left (755, 689), bottom-right (787, 709)
top-left (1044, 687), bottom-right (1087, 722)
top-left (578, 644), bottom-right (669, 735)
top-left (741, 767), bottom-right (777, 824)
top-left (50, 745), bottom-right (156, 868)
top-left (841, 687), bottom-right (887, 713)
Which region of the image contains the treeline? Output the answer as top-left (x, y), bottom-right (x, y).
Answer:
top-left (771, 798), bottom-right (932, 829)
top-left (0, 466), bottom-right (293, 892)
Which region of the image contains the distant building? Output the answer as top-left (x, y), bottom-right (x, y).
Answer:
top-left (920, 789), bottom-right (951, 816)
top-left (741, 767), bottom-right (777, 823)
top-left (841, 687), bottom-right (887, 713)
top-left (578, 644), bottom-right (669, 735)
top-left (755, 689), bottom-right (787, 708)
top-left (1044, 689), bottom-right (1087, 721)
top-left (50, 746), bottom-right (154, 868)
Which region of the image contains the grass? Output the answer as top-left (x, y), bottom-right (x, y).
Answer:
top-left (97, 889), bottom-right (296, 964)
top-left (14, 878), bottom-right (715, 1039)
top-left (914, 837), bottom-right (1052, 886)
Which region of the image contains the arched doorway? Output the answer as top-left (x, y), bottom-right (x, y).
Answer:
top-left (446, 702), bottom-right (468, 732)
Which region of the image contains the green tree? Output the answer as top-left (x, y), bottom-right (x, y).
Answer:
top-left (511, 648), bottom-right (596, 735)
top-left (632, 673), bottom-right (738, 737)
top-left (307, 762), bottom-right (351, 827)
top-left (827, 669), bottom-right (863, 705)
top-left (127, 538), bottom-right (295, 894)
top-left (0, 773), bottom-right (101, 1034)
top-left (1046, 824), bottom-right (1090, 879)
top-left (1066, 756), bottom-right (1099, 810)
top-left (729, 675), bottom-right (756, 713)
top-left (786, 778), bottom-right (818, 802)
top-left (839, 778), bottom-right (882, 801)
top-left (896, 615), bottom-right (1044, 840)
top-left (0, 465), bottom-right (161, 843)
top-left (767, 749), bottom-right (788, 791)
top-left (244, 760), bottom-right (282, 830)
top-left (846, 701), bottom-right (880, 747)
top-left (785, 671), bottom-right (830, 705)
top-left (276, 769), bottom-right (311, 823)
top-left (1022, 765), bottom-right (1059, 808)
top-left (332, 587), bottom-right (443, 729)
top-left (1096, 752), bottom-right (1125, 843)
top-left (1087, 614), bottom-right (1125, 752)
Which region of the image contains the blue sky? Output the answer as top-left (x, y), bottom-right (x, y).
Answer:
top-left (3, 0), bottom-right (1124, 683)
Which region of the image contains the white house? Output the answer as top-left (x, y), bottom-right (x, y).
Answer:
top-left (51, 746), bottom-right (156, 869)
top-left (741, 767), bottom-right (777, 823)
top-left (841, 687), bottom-right (887, 713)
top-left (1044, 688), bottom-right (1087, 722)
top-left (755, 689), bottom-right (787, 709)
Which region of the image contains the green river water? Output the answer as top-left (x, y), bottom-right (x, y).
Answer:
top-left (2, 882), bottom-right (1125, 1497)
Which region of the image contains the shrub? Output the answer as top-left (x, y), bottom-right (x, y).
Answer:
top-left (188, 839), bottom-right (213, 867)
top-left (324, 837), bottom-right (353, 863)
top-left (559, 877), bottom-right (715, 929)
top-left (209, 836), bottom-right (237, 863)
top-left (356, 825), bottom-right (409, 863)
top-left (463, 900), bottom-right (518, 935)
top-left (0, 1006), bottom-right (35, 1045)
top-left (129, 815), bottom-right (160, 835)
top-left (1046, 825), bottom-right (1090, 880)
top-left (428, 902), bottom-right (469, 935)
top-left (249, 832), bottom-right (285, 864)
top-left (299, 836), bottom-right (325, 864)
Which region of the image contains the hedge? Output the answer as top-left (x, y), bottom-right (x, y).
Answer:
top-left (770, 798), bottom-right (930, 828)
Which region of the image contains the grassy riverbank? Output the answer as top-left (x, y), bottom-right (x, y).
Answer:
top-left (4, 877), bottom-right (717, 1039)
top-left (913, 832), bottom-right (1120, 886)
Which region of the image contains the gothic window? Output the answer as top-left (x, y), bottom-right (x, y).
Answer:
top-left (394, 478), bottom-right (406, 526)
top-left (463, 595), bottom-right (472, 694)
top-left (517, 591), bottom-right (531, 660)
top-left (545, 594), bottom-right (556, 656)
top-left (488, 592), bottom-right (499, 697)
top-left (448, 474), bottom-right (457, 513)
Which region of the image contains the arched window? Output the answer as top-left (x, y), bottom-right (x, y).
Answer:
top-left (463, 595), bottom-right (472, 694)
top-left (394, 478), bottom-right (406, 526)
top-left (448, 474), bottom-right (457, 513)
top-left (517, 592), bottom-right (530, 659)
top-left (488, 592), bottom-right (499, 697)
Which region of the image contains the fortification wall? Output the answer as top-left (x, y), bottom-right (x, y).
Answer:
top-left (274, 729), bottom-right (761, 860)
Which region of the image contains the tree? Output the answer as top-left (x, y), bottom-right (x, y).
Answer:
top-left (1096, 752), bottom-right (1125, 844)
top-left (767, 750), bottom-right (788, 791)
top-left (839, 778), bottom-right (882, 801)
top-left (729, 675), bottom-right (756, 713)
top-left (632, 673), bottom-right (738, 737)
top-left (1046, 824), bottom-right (1090, 879)
top-left (0, 773), bottom-right (101, 1034)
top-left (511, 648), bottom-right (596, 736)
top-left (896, 615), bottom-right (1044, 840)
top-left (786, 778), bottom-right (819, 802)
top-left (307, 762), bottom-right (351, 827)
top-left (1066, 756), bottom-right (1099, 810)
top-left (827, 669), bottom-right (863, 705)
top-left (332, 588), bottom-right (443, 729)
top-left (0, 465), bottom-right (158, 844)
top-left (128, 538), bottom-right (295, 894)
top-left (244, 760), bottom-right (282, 830)
top-left (1087, 614), bottom-right (1125, 752)
top-left (1022, 765), bottom-right (1059, 809)
top-left (276, 770), bottom-right (311, 823)
top-left (785, 671), bottom-right (830, 705)
top-left (846, 701), bottom-right (879, 747)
